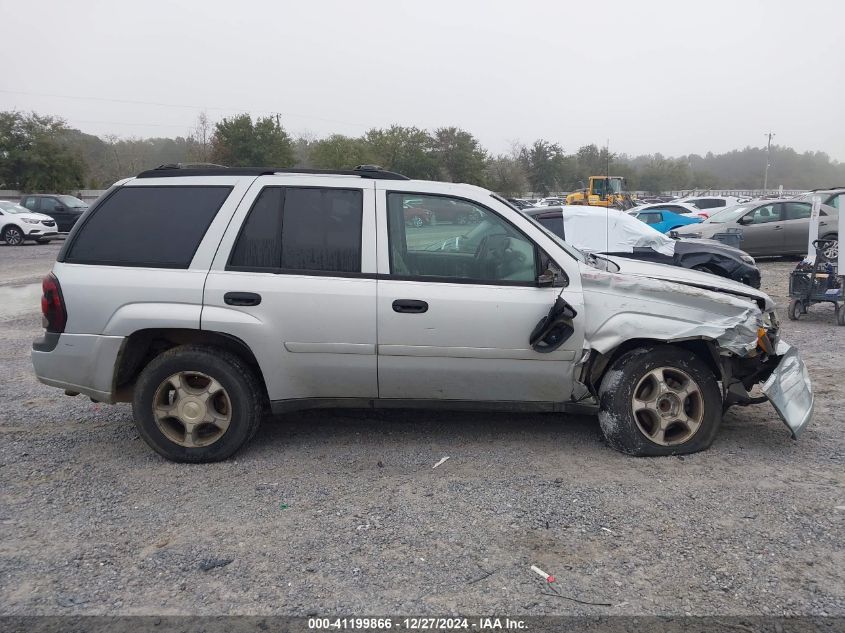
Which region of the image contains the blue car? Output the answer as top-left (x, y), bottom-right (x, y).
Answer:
top-left (632, 209), bottom-right (703, 234)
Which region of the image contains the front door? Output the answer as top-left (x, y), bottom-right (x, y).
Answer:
top-left (39, 197), bottom-right (69, 231)
top-left (203, 176), bottom-right (379, 403)
top-left (738, 203), bottom-right (784, 255)
top-left (375, 189), bottom-right (584, 403)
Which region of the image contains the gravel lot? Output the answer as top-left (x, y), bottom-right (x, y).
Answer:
top-left (0, 242), bottom-right (843, 617)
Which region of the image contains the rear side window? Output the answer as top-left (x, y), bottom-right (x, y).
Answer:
top-left (692, 199), bottom-right (726, 210)
top-left (228, 186), bottom-right (363, 274)
top-left (65, 186), bottom-right (231, 267)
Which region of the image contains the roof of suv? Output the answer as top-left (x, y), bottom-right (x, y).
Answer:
top-left (135, 164), bottom-right (410, 180)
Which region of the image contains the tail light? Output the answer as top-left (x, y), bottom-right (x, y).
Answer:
top-left (41, 273), bottom-right (67, 333)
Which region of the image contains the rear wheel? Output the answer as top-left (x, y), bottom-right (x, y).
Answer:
top-left (821, 234), bottom-right (838, 261)
top-left (837, 305), bottom-right (845, 326)
top-left (598, 345), bottom-right (722, 456)
top-left (132, 345), bottom-right (264, 463)
top-left (788, 299), bottom-right (803, 321)
top-left (2, 226), bottom-right (24, 246)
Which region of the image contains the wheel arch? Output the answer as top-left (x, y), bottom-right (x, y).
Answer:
top-left (584, 337), bottom-right (722, 397)
top-left (113, 328), bottom-right (267, 403)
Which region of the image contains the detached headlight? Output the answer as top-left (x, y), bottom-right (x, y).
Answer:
top-left (22, 218), bottom-right (41, 224)
top-left (740, 254), bottom-right (755, 265)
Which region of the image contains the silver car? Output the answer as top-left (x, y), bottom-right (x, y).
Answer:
top-left (30, 166), bottom-right (814, 462)
top-left (674, 199), bottom-right (838, 259)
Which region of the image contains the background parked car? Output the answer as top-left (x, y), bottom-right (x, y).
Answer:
top-left (673, 199), bottom-right (839, 259)
top-left (0, 201), bottom-right (59, 245)
top-left (794, 187), bottom-right (844, 211)
top-left (631, 209), bottom-right (704, 233)
top-left (524, 205), bottom-right (761, 287)
top-left (628, 201), bottom-right (709, 217)
top-left (19, 194), bottom-right (88, 232)
top-left (404, 197), bottom-right (480, 225)
top-left (676, 195), bottom-right (747, 213)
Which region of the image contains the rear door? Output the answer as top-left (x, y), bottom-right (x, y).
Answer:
top-left (738, 203), bottom-right (784, 255)
top-left (781, 202), bottom-right (812, 254)
top-left (203, 175), bottom-right (378, 403)
top-left (375, 186), bottom-right (585, 403)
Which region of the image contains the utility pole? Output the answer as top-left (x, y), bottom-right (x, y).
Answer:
top-left (762, 131), bottom-right (775, 194)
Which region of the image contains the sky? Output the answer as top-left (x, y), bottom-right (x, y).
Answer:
top-left (2, 0), bottom-right (844, 160)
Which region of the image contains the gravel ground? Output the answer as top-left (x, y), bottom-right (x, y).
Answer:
top-left (0, 243), bottom-right (842, 617)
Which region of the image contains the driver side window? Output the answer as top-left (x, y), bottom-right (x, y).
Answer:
top-left (745, 204), bottom-right (781, 224)
top-left (386, 193), bottom-right (537, 283)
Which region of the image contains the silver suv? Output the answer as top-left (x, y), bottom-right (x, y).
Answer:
top-left (32, 165), bottom-right (814, 462)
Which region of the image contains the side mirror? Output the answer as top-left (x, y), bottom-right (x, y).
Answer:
top-left (737, 215), bottom-right (751, 225)
top-left (537, 268), bottom-right (567, 288)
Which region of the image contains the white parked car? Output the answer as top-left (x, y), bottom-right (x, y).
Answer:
top-left (675, 196), bottom-right (748, 217)
top-left (0, 201), bottom-right (59, 245)
top-left (31, 166), bottom-right (813, 462)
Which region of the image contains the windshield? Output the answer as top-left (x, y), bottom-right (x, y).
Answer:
top-left (57, 195), bottom-right (87, 208)
top-left (703, 205), bottom-right (750, 223)
top-left (0, 201), bottom-right (29, 214)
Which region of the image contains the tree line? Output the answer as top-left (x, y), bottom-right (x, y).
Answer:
top-left (2, 110), bottom-right (844, 195)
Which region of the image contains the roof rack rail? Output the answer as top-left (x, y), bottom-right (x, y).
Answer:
top-left (136, 164), bottom-right (409, 180)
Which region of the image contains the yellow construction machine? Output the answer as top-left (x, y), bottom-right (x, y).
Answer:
top-left (565, 176), bottom-right (634, 209)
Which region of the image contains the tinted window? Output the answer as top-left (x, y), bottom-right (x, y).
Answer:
top-left (41, 197), bottom-right (61, 212)
top-left (537, 216), bottom-right (565, 239)
top-left (639, 212), bottom-right (662, 225)
top-left (282, 188), bottom-right (362, 272)
top-left (387, 192), bottom-right (536, 283)
top-left (692, 199), bottom-right (726, 210)
top-left (229, 188), bottom-right (284, 270)
top-left (22, 197), bottom-right (38, 210)
top-left (228, 187), bottom-right (363, 274)
top-left (66, 186), bottom-right (231, 267)
top-left (828, 193), bottom-right (842, 210)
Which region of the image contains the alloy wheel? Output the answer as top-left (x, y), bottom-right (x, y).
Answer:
top-left (631, 366), bottom-right (704, 446)
top-left (152, 371), bottom-right (232, 448)
top-left (4, 227), bottom-right (23, 246)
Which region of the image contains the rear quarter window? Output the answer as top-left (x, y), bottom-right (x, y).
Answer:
top-left (64, 186), bottom-right (231, 268)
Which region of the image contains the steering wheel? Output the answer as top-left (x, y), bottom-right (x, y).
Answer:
top-left (474, 233), bottom-right (510, 278)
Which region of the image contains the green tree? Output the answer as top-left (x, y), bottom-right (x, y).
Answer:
top-left (432, 127), bottom-right (488, 185)
top-left (211, 114), bottom-right (295, 167)
top-left (310, 134), bottom-right (374, 170)
top-left (519, 140), bottom-right (568, 195)
top-left (485, 155), bottom-right (528, 196)
top-left (0, 111), bottom-right (87, 192)
top-left (363, 125), bottom-right (438, 179)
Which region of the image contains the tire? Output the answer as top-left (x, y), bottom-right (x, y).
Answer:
top-left (787, 299), bottom-right (802, 321)
top-left (2, 226), bottom-right (25, 246)
top-left (820, 234), bottom-right (838, 261)
top-left (598, 345), bottom-right (722, 456)
top-left (132, 345), bottom-right (265, 463)
top-left (410, 215), bottom-right (424, 228)
top-left (837, 305), bottom-right (845, 327)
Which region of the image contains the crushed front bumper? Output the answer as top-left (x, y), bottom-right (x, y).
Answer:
top-left (761, 340), bottom-right (814, 438)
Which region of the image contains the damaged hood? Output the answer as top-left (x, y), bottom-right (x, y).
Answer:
top-left (602, 255), bottom-right (773, 311)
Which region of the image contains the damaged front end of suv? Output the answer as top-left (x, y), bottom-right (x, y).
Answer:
top-left (570, 261), bottom-right (813, 442)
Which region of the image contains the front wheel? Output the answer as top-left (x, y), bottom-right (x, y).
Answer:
top-left (821, 235), bottom-right (838, 261)
top-left (598, 345), bottom-right (722, 456)
top-left (837, 305), bottom-right (845, 326)
top-left (132, 345), bottom-right (265, 463)
top-left (2, 226), bottom-right (25, 246)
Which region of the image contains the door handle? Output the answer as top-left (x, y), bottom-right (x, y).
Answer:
top-left (772, 225), bottom-right (783, 230)
top-left (392, 299), bottom-right (428, 314)
top-left (224, 292), bottom-right (262, 306)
